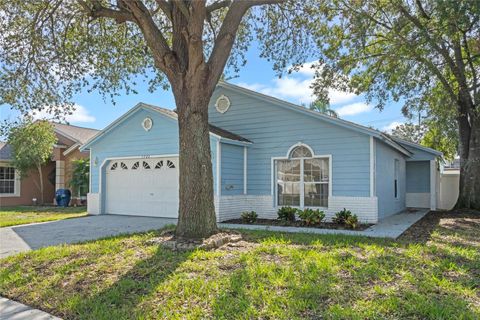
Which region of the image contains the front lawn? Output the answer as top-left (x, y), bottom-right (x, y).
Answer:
top-left (0, 210), bottom-right (478, 319)
top-left (0, 206), bottom-right (87, 227)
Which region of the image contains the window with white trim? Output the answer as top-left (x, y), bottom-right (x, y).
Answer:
top-left (276, 145), bottom-right (330, 208)
top-left (0, 167), bottom-right (16, 194)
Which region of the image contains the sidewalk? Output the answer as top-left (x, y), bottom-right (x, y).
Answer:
top-left (219, 209), bottom-right (429, 239)
top-left (0, 297), bottom-right (61, 320)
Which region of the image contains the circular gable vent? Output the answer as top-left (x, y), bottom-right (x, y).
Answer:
top-left (142, 117), bottom-right (153, 131)
top-left (215, 95), bottom-right (231, 113)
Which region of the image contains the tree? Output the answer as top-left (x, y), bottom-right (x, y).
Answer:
top-left (70, 158), bottom-right (90, 198)
top-left (309, 1), bottom-right (480, 209)
top-left (308, 99), bottom-right (338, 118)
top-left (0, 1), bottom-right (314, 238)
top-left (7, 121), bottom-right (56, 204)
top-left (390, 122), bottom-right (426, 144)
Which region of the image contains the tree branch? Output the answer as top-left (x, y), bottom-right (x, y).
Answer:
top-left (154, 0), bottom-right (173, 20)
top-left (77, 0), bottom-right (134, 23)
top-left (206, 0), bottom-right (232, 13)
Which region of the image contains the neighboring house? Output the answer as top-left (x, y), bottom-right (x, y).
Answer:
top-left (81, 82), bottom-right (441, 223)
top-left (0, 123), bottom-right (98, 206)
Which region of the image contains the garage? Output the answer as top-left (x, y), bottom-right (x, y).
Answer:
top-left (105, 157), bottom-right (179, 218)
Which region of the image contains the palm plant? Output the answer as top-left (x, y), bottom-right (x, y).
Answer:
top-left (308, 99), bottom-right (338, 118)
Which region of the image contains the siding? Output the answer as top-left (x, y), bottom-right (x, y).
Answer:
top-left (220, 143), bottom-right (244, 195)
top-left (406, 161), bottom-right (430, 193)
top-left (208, 87), bottom-right (371, 197)
top-left (375, 140), bottom-right (406, 218)
top-left (401, 144), bottom-right (437, 161)
top-left (89, 107), bottom-right (218, 194)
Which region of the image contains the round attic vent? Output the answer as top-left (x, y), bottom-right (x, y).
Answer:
top-left (142, 117), bottom-right (153, 131)
top-left (215, 95), bottom-right (231, 113)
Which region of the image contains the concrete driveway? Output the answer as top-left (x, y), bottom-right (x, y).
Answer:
top-left (0, 215), bottom-right (177, 258)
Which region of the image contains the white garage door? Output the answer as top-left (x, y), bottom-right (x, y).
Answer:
top-left (105, 157), bottom-right (179, 217)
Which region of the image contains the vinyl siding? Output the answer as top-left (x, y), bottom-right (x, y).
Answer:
top-left (375, 140), bottom-right (406, 218)
top-left (208, 87), bottom-right (371, 197)
top-left (89, 107), bottom-right (218, 194)
top-left (406, 161), bottom-right (430, 193)
top-left (220, 143), bottom-right (244, 195)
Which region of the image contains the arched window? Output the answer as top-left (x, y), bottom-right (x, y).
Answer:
top-left (276, 143), bottom-right (329, 208)
top-left (289, 145), bottom-right (313, 158)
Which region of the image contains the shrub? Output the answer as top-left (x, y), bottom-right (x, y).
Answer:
top-left (277, 206), bottom-right (297, 222)
top-left (333, 208), bottom-right (353, 224)
top-left (241, 211), bottom-right (258, 223)
top-left (298, 208), bottom-right (325, 226)
top-left (345, 214), bottom-right (359, 229)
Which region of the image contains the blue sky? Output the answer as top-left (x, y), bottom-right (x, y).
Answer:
top-left (0, 44), bottom-right (407, 132)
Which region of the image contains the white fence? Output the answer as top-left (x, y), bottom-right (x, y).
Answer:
top-left (437, 170), bottom-right (459, 210)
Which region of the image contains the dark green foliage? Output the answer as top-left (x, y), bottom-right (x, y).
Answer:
top-left (277, 206), bottom-right (297, 222)
top-left (333, 208), bottom-right (353, 225)
top-left (69, 159), bottom-right (90, 197)
top-left (240, 211), bottom-right (258, 224)
top-left (297, 208), bottom-right (325, 225)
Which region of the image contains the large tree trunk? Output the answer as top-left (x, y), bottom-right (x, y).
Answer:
top-left (456, 115), bottom-right (480, 209)
top-left (173, 80), bottom-right (218, 239)
top-left (37, 164), bottom-right (44, 205)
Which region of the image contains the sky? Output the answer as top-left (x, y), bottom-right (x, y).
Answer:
top-left (0, 44), bottom-right (408, 133)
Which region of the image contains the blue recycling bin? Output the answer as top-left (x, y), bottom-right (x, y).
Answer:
top-left (55, 189), bottom-right (71, 207)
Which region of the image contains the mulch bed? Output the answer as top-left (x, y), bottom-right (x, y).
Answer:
top-left (223, 218), bottom-right (373, 231)
top-left (398, 209), bottom-right (480, 243)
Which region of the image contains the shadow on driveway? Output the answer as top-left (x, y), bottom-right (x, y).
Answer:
top-left (0, 215), bottom-right (177, 258)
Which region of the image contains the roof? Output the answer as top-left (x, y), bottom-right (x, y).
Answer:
top-left (217, 81), bottom-right (415, 157)
top-left (0, 142), bottom-right (12, 160)
top-left (390, 136), bottom-right (443, 156)
top-left (52, 122), bottom-right (99, 144)
top-left (81, 103), bottom-right (251, 150)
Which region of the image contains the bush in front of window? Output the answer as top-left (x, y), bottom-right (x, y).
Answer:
top-left (345, 214), bottom-right (359, 229)
top-left (298, 208), bottom-right (325, 226)
top-left (277, 206), bottom-right (297, 222)
top-left (332, 208), bottom-right (353, 224)
top-left (241, 211), bottom-right (258, 223)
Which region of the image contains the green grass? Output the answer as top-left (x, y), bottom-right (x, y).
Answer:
top-left (0, 212), bottom-right (479, 319)
top-left (0, 206), bottom-right (87, 227)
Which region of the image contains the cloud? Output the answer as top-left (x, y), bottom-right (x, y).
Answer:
top-left (382, 121), bottom-right (404, 133)
top-left (237, 77), bottom-right (357, 106)
top-left (30, 104), bottom-right (96, 123)
top-left (335, 102), bottom-right (373, 117)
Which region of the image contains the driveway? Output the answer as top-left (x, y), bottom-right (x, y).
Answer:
top-left (0, 215), bottom-right (177, 258)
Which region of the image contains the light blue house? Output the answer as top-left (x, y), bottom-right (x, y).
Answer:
top-left (81, 82), bottom-right (441, 223)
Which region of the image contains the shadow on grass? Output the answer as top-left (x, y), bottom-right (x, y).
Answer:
top-left (70, 244), bottom-right (189, 320)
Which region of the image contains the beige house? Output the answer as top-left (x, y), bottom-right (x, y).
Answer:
top-left (0, 123), bottom-right (98, 207)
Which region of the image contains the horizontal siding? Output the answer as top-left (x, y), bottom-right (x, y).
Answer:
top-left (89, 108), bottom-right (218, 194)
top-left (220, 143), bottom-right (244, 195)
top-left (406, 161), bottom-right (430, 193)
top-left (209, 87), bottom-right (371, 197)
top-left (402, 145), bottom-right (437, 161)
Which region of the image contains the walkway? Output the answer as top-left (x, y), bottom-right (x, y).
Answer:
top-left (219, 209), bottom-right (429, 239)
top-left (0, 297), bottom-right (61, 320)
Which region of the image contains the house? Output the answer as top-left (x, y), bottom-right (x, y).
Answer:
top-left (0, 123), bottom-right (98, 206)
top-left (81, 82), bottom-right (441, 223)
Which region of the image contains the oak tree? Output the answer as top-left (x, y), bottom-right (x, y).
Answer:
top-left (0, 0), bottom-right (314, 238)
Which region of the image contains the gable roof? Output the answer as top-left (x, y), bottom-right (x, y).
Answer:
top-left (0, 142), bottom-right (12, 161)
top-left (217, 81), bottom-right (414, 157)
top-left (52, 122), bottom-right (99, 144)
top-left (390, 136), bottom-right (443, 156)
top-left (81, 103), bottom-right (251, 151)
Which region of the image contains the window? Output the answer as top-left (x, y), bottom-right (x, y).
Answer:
top-left (143, 161), bottom-right (151, 169)
top-left (394, 159), bottom-right (399, 199)
top-left (0, 167), bottom-right (16, 194)
top-left (155, 161), bottom-right (163, 169)
top-left (132, 162), bottom-right (139, 170)
top-left (166, 160), bottom-right (175, 168)
top-left (276, 144), bottom-right (330, 208)
top-left (120, 162), bottom-right (128, 170)
top-left (110, 162), bottom-right (118, 170)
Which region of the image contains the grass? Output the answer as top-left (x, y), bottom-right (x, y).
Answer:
top-left (0, 206), bottom-right (87, 227)
top-left (0, 211), bottom-right (479, 319)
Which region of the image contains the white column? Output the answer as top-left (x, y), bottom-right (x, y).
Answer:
top-left (216, 140), bottom-right (221, 196)
top-left (430, 159), bottom-right (437, 210)
top-left (369, 136), bottom-right (375, 197)
top-left (55, 160), bottom-right (65, 190)
top-left (243, 146), bottom-right (247, 195)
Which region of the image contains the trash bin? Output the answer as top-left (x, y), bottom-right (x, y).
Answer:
top-left (55, 189), bottom-right (71, 207)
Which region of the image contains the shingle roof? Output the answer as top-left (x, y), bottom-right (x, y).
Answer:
top-left (52, 122), bottom-right (99, 144)
top-left (0, 142), bottom-right (12, 160)
top-left (145, 104), bottom-right (252, 143)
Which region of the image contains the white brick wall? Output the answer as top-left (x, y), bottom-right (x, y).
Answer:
top-left (215, 195), bottom-right (378, 223)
